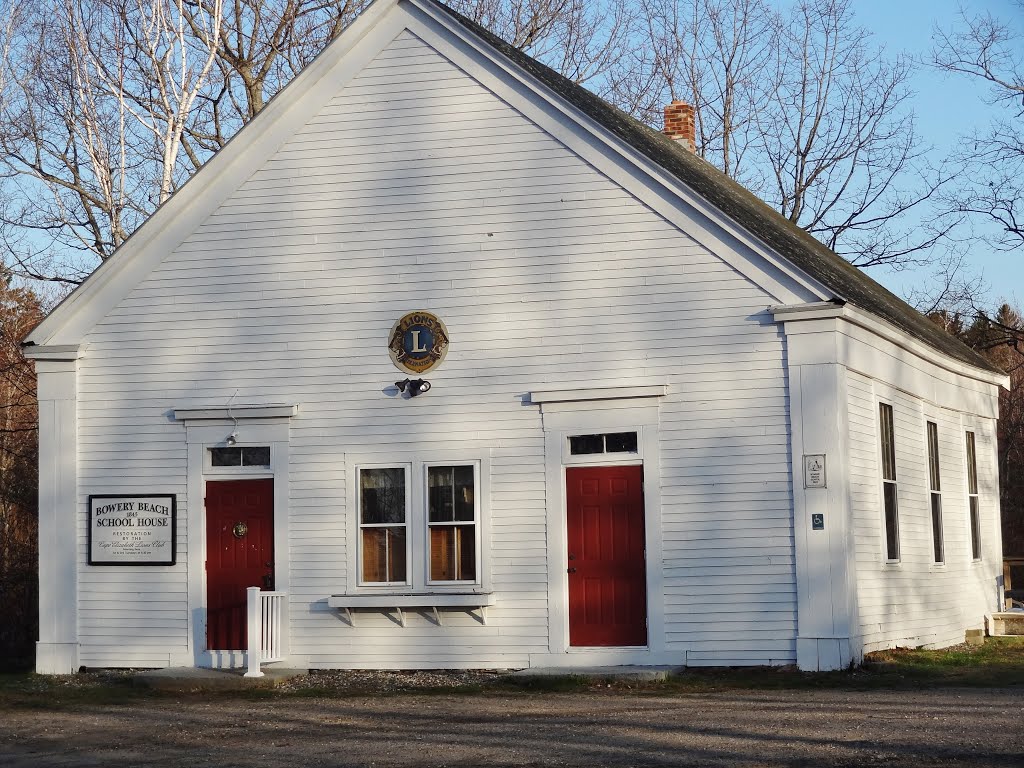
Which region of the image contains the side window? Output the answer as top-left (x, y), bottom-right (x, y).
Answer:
top-left (965, 432), bottom-right (982, 561)
top-left (427, 465), bottom-right (478, 582)
top-left (926, 421), bottom-right (944, 564)
top-left (879, 403), bottom-right (900, 561)
top-left (359, 467), bottom-right (409, 584)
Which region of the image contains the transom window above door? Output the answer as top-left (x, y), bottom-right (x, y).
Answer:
top-left (568, 432), bottom-right (638, 455)
top-left (209, 446), bottom-right (271, 467)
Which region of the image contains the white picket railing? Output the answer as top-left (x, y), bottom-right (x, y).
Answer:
top-left (244, 587), bottom-right (287, 678)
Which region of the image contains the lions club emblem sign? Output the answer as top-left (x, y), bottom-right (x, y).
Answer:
top-left (389, 311), bottom-right (449, 374)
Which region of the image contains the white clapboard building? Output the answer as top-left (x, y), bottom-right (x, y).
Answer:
top-left (26, 0), bottom-right (1008, 675)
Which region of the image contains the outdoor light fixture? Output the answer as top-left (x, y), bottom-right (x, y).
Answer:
top-left (225, 389), bottom-right (239, 445)
top-left (395, 378), bottom-right (432, 397)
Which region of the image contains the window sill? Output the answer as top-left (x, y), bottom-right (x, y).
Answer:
top-left (327, 592), bottom-right (495, 626)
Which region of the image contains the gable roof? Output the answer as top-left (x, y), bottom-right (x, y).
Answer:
top-left (24, 0), bottom-right (997, 376)
top-left (433, 2), bottom-right (999, 375)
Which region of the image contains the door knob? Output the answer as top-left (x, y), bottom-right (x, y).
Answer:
top-left (567, 567), bottom-right (577, 574)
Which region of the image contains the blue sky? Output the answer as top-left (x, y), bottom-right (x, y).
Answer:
top-left (851, 0), bottom-right (1022, 310)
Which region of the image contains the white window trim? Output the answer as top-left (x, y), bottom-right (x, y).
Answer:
top-left (424, 462), bottom-right (482, 588)
top-left (962, 424), bottom-right (983, 563)
top-left (875, 397), bottom-right (901, 565)
top-left (355, 463), bottom-right (413, 588)
top-left (345, 452), bottom-right (491, 595)
top-left (924, 417), bottom-right (945, 567)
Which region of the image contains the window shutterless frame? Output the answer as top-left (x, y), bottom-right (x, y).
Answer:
top-left (878, 402), bottom-right (900, 562)
top-left (965, 431), bottom-right (982, 561)
top-left (424, 462), bottom-right (481, 586)
top-left (356, 464), bottom-right (412, 587)
top-left (926, 421), bottom-right (944, 564)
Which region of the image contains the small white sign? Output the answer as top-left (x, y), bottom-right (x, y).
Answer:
top-left (804, 454), bottom-right (826, 489)
top-left (89, 495), bottom-right (176, 565)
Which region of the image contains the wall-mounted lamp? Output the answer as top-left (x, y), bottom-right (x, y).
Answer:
top-left (226, 389), bottom-right (239, 446)
top-left (395, 378), bottom-right (431, 397)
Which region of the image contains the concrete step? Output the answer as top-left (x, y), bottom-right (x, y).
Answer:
top-left (509, 665), bottom-right (682, 683)
top-left (988, 612), bottom-right (1024, 637)
top-left (134, 666), bottom-right (305, 692)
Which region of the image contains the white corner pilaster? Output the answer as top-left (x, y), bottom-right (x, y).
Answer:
top-left (30, 350), bottom-right (81, 674)
top-left (775, 309), bottom-right (860, 671)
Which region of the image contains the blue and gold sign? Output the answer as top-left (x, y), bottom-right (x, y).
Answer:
top-left (389, 311), bottom-right (449, 374)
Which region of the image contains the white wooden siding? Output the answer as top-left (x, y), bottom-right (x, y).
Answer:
top-left (847, 370), bottom-right (1001, 652)
top-left (74, 30), bottom-right (796, 668)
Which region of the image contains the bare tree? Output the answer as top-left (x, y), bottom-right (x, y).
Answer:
top-left (0, 2), bottom-right (146, 283)
top-left (616, 0), bottom-right (950, 269)
top-left (180, 0), bottom-right (371, 155)
top-left (904, 247), bottom-right (990, 318)
top-left (0, 0), bottom-right (368, 285)
top-left (80, 0), bottom-right (225, 204)
top-left (763, 0), bottom-right (951, 267)
top-left (0, 0), bottom-right (223, 282)
top-left (445, 0), bottom-right (635, 88)
top-left (932, 3), bottom-right (1024, 251)
top-left (620, 0), bottom-right (773, 187)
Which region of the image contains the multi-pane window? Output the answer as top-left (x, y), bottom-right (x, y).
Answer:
top-left (926, 421), bottom-right (944, 564)
top-left (569, 432), bottom-right (638, 455)
top-left (209, 446), bottom-right (271, 467)
top-left (358, 463), bottom-right (479, 586)
top-left (879, 403), bottom-right (900, 561)
top-left (427, 465), bottom-right (477, 582)
top-left (966, 432), bottom-right (982, 561)
top-left (359, 467), bottom-right (408, 583)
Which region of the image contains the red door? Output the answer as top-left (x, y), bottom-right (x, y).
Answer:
top-left (566, 466), bottom-right (647, 647)
top-left (205, 479), bottom-right (274, 650)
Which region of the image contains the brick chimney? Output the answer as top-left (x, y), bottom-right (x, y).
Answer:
top-left (663, 100), bottom-right (695, 153)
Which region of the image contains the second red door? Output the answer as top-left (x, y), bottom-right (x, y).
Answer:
top-left (566, 465), bottom-right (647, 647)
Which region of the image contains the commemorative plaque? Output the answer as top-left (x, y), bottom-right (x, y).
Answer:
top-left (389, 311), bottom-right (449, 374)
top-left (88, 494), bottom-right (177, 565)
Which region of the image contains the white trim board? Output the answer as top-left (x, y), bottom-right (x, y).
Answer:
top-left (773, 303), bottom-right (1008, 389)
top-left (174, 405), bottom-right (299, 421)
top-left (529, 385), bottom-right (667, 404)
top-left (21, 344), bottom-right (84, 362)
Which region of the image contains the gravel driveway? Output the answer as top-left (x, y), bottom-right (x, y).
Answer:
top-left (2, 684), bottom-right (1021, 767)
